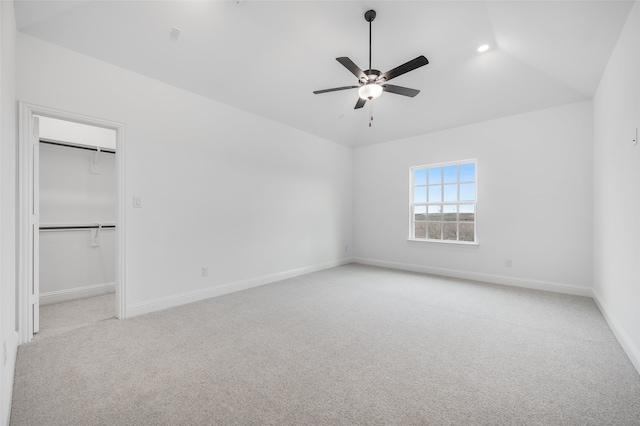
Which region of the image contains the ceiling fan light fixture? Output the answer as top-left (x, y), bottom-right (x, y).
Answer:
top-left (477, 44), bottom-right (490, 53)
top-left (313, 9), bottom-right (428, 111)
top-left (358, 83), bottom-right (383, 100)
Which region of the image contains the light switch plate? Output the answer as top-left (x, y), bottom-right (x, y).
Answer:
top-left (133, 196), bottom-right (143, 208)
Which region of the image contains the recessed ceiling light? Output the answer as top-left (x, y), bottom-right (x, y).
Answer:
top-left (477, 44), bottom-right (490, 53)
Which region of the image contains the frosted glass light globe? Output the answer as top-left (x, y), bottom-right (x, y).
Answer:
top-left (358, 83), bottom-right (383, 100)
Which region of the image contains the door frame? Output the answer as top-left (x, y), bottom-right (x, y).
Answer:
top-left (18, 102), bottom-right (127, 343)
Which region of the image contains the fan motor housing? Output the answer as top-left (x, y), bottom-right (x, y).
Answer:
top-left (362, 69), bottom-right (382, 83)
top-left (364, 10), bottom-right (376, 22)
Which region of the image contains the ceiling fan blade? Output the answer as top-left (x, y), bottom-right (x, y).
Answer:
top-left (355, 97), bottom-right (366, 109)
top-left (382, 84), bottom-right (420, 97)
top-left (313, 86), bottom-right (360, 94)
top-left (379, 55), bottom-right (429, 82)
top-left (336, 57), bottom-right (366, 80)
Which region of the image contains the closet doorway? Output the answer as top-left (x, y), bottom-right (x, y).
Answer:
top-left (18, 103), bottom-right (126, 343)
top-left (38, 117), bottom-right (116, 337)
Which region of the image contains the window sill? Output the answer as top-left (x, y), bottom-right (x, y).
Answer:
top-left (407, 238), bottom-right (479, 247)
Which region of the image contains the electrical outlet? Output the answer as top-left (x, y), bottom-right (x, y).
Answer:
top-left (202, 267), bottom-right (208, 277)
top-left (505, 259), bottom-right (512, 267)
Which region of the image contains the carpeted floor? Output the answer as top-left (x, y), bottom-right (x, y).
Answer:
top-left (36, 293), bottom-right (115, 340)
top-left (10, 264), bottom-right (640, 425)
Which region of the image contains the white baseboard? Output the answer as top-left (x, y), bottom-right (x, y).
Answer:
top-left (40, 282), bottom-right (115, 305)
top-left (353, 257), bottom-right (593, 297)
top-left (126, 257), bottom-right (355, 318)
top-left (592, 289), bottom-right (640, 375)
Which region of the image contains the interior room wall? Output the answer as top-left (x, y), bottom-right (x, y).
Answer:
top-left (353, 101), bottom-right (593, 295)
top-left (17, 33), bottom-right (353, 317)
top-left (593, 1), bottom-right (640, 373)
top-left (0, 2), bottom-right (18, 425)
top-left (39, 141), bottom-right (116, 304)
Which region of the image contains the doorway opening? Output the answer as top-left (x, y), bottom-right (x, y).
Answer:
top-left (19, 103), bottom-right (126, 343)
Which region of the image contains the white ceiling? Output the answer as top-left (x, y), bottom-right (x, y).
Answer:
top-left (14, 0), bottom-right (634, 148)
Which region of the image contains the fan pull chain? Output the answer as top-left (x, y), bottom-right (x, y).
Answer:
top-left (369, 103), bottom-right (374, 127)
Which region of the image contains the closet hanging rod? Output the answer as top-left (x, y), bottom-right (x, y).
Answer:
top-left (40, 225), bottom-right (116, 231)
top-left (39, 139), bottom-right (116, 154)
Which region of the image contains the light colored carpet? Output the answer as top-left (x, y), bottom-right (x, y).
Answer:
top-left (36, 293), bottom-right (115, 340)
top-left (10, 264), bottom-right (640, 425)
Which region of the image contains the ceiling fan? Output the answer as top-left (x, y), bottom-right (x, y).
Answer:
top-left (313, 9), bottom-right (429, 110)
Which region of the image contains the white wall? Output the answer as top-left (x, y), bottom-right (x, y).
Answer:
top-left (39, 144), bottom-right (116, 225)
top-left (354, 101), bottom-right (593, 295)
top-left (0, 2), bottom-right (17, 425)
top-left (17, 33), bottom-right (353, 316)
top-left (39, 143), bottom-right (116, 303)
top-left (593, 1), bottom-right (640, 373)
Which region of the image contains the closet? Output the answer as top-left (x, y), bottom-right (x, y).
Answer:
top-left (37, 116), bottom-right (116, 332)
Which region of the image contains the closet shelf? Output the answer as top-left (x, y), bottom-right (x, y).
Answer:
top-left (40, 139), bottom-right (116, 154)
top-left (40, 223), bottom-right (115, 231)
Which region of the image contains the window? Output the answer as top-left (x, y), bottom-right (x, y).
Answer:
top-left (410, 160), bottom-right (477, 243)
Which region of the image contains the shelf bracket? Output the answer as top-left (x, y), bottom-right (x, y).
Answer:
top-left (91, 223), bottom-right (102, 247)
top-left (90, 147), bottom-right (101, 174)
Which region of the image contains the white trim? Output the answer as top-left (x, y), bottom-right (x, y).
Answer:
top-left (353, 257), bottom-right (592, 297)
top-left (592, 288), bottom-right (640, 375)
top-left (411, 158), bottom-right (479, 170)
top-left (115, 123), bottom-right (126, 319)
top-left (127, 258), bottom-right (354, 318)
top-left (18, 102), bottom-right (126, 343)
top-left (39, 282), bottom-right (115, 306)
top-left (407, 238), bottom-right (479, 247)
top-left (18, 103), bottom-right (37, 342)
top-left (409, 159), bottom-right (478, 243)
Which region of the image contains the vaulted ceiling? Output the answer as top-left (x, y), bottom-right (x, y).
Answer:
top-left (14, 1), bottom-right (634, 147)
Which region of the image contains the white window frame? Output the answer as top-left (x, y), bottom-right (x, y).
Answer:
top-left (409, 159), bottom-right (478, 245)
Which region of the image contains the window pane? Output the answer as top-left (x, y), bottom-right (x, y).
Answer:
top-left (459, 163), bottom-right (475, 182)
top-left (443, 165), bottom-right (458, 183)
top-left (460, 183), bottom-right (476, 201)
top-left (459, 223), bottom-right (474, 242)
top-left (443, 205), bottom-right (457, 221)
top-left (443, 223), bottom-right (457, 240)
top-left (428, 167), bottom-right (442, 184)
top-left (428, 222), bottom-right (442, 239)
top-left (443, 184), bottom-right (457, 202)
top-left (427, 205), bottom-right (442, 221)
top-left (414, 168), bottom-right (427, 186)
top-left (459, 204), bottom-right (475, 222)
top-left (428, 185), bottom-right (442, 202)
top-left (410, 161), bottom-right (477, 244)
